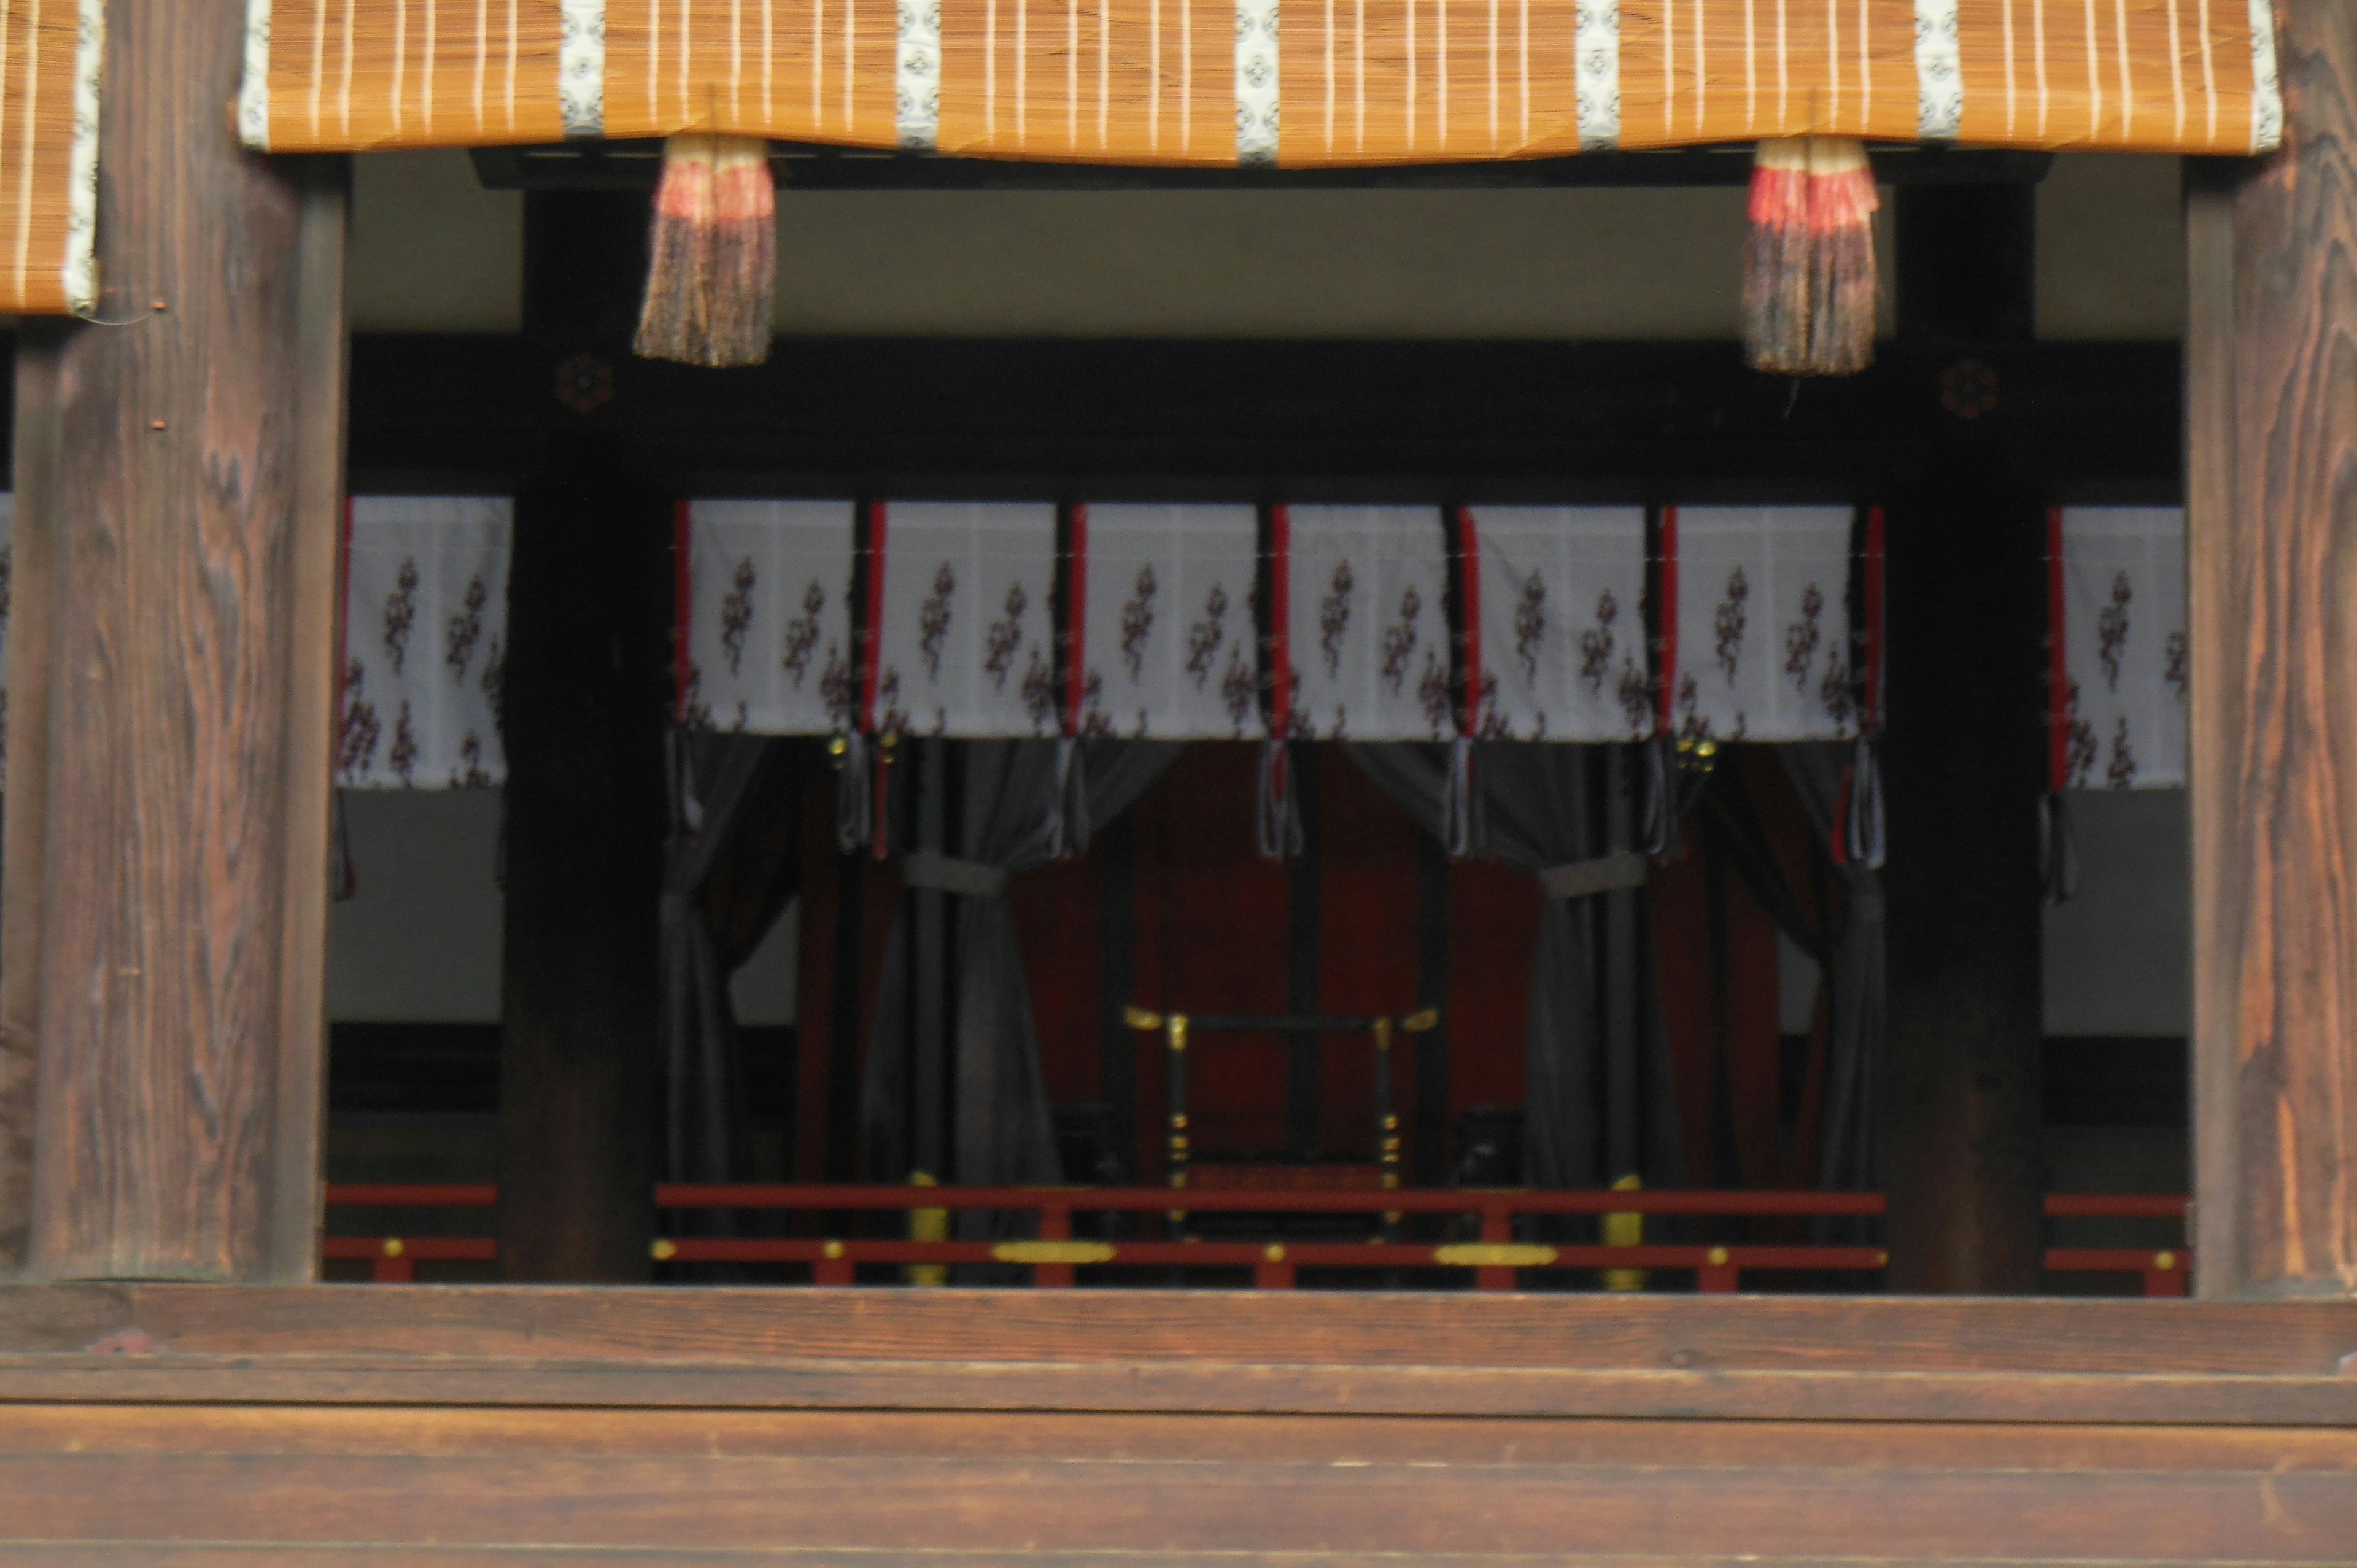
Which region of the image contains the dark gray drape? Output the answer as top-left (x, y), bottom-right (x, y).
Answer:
top-left (865, 739), bottom-right (1183, 1185)
top-left (1782, 742), bottom-right (1886, 1196)
top-left (1348, 742), bottom-right (1682, 1192)
top-left (660, 731), bottom-right (804, 1186)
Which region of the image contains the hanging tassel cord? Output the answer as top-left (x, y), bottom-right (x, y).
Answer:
top-left (1842, 731), bottom-right (1887, 871)
top-left (1256, 738), bottom-right (1306, 861)
top-left (636, 133), bottom-right (778, 369)
top-left (1045, 736), bottom-right (1094, 860)
top-left (1439, 735), bottom-right (1479, 859)
top-left (2039, 790), bottom-right (2079, 905)
top-left (1744, 136), bottom-right (1879, 378)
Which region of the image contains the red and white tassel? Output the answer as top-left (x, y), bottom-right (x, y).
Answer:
top-left (635, 133), bottom-right (777, 369)
top-left (1744, 136), bottom-right (1879, 377)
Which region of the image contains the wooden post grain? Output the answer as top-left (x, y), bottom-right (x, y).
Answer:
top-left (2187, 0), bottom-right (2357, 1298)
top-left (497, 190), bottom-right (668, 1281)
top-left (6, 0), bottom-right (346, 1280)
top-left (1881, 184), bottom-right (2049, 1294)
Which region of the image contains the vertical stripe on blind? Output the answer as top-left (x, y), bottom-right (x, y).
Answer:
top-left (234, 0), bottom-right (2287, 161)
top-left (1915, 0), bottom-right (1960, 137)
top-left (1574, 0), bottom-right (1616, 148)
top-left (1236, 0), bottom-right (1277, 161)
top-left (559, 0), bottom-right (603, 133)
top-left (897, 0), bottom-right (939, 146)
top-left (2245, 0), bottom-right (2278, 153)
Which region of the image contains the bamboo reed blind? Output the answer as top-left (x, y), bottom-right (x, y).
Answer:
top-left (238, 0), bottom-right (2281, 163)
top-left (0, 0), bottom-right (100, 315)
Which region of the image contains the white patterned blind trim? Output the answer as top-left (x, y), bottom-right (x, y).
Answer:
top-left (560, 0), bottom-right (606, 135)
top-left (896, 0), bottom-right (941, 148)
top-left (1913, 0), bottom-right (1962, 139)
top-left (1235, 0), bottom-right (1279, 163)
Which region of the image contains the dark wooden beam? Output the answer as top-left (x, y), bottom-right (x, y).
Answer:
top-left (495, 191), bottom-right (670, 1281)
top-left (345, 336), bottom-right (2183, 500)
top-left (470, 141), bottom-right (2056, 192)
top-left (2187, 0), bottom-right (2357, 1299)
top-left (1880, 183), bottom-right (2049, 1293)
top-left (1, 0), bottom-right (344, 1282)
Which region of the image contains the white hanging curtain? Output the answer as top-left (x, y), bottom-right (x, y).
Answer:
top-left (339, 496), bottom-right (512, 789)
top-left (870, 503), bottom-right (1061, 739)
top-left (679, 499), bottom-right (859, 735)
top-left (1667, 506), bottom-right (1864, 745)
top-left (2051, 506), bottom-right (2186, 791)
top-left (1461, 504), bottom-right (1652, 743)
top-left (1279, 505), bottom-right (1455, 742)
top-left (1074, 503), bottom-right (1264, 741)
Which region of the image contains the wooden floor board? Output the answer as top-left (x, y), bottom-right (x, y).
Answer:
top-left (0, 1285), bottom-right (2352, 1561)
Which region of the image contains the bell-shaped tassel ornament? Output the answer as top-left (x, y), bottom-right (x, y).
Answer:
top-left (635, 133), bottom-right (777, 368)
top-left (1743, 136), bottom-right (1878, 376)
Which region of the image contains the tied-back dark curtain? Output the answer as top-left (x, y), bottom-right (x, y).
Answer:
top-left (1348, 742), bottom-right (1682, 1193)
top-left (660, 731), bottom-right (806, 1188)
top-left (865, 739), bottom-right (1183, 1186)
top-left (1782, 742), bottom-right (1886, 1197)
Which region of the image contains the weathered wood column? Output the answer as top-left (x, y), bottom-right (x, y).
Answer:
top-left (1880, 182), bottom-right (2049, 1292)
top-left (0, 0), bottom-right (347, 1280)
top-left (2187, 0), bottom-right (2357, 1297)
top-left (498, 191), bottom-right (669, 1281)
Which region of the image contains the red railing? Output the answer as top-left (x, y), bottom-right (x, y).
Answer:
top-left (322, 1184), bottom-right (2193, 1294)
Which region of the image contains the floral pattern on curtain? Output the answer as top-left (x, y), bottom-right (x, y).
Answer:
top-left (1670, 506), bottom-right (1861, 745)
top-left (679, 500), bottom-right (859, 736)
top-left (338, 496), bottom-right (511, 790)
top-left (1282, 506), bottom-right (1454, 741)
top-left (1463, 504), bottom-right (1652, 743)
top-left (871, 503), bottom-right (1061, 739)
top-left (2053, 507), bottom-right (2186, 791)
top-left (1075, 504), bottom-right (1264, 740)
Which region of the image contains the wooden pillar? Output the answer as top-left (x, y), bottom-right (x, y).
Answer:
top-left (497, 191), bottom-right (670, 1281)
top-left (2187, 0), bottom-right (2357, 1297)
top-left (0, 0), bottom-right (347, 1281)
top-left (1879, 181), bottom-right (2048, 1292)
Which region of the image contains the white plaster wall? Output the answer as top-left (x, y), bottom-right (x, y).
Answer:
top-left (2036, 153), bottom-right (2185, 340)
top-left (326, 787), bottom-right (799, 1024)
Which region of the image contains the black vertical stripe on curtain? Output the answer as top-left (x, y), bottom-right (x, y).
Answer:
top-left (659, 731), bottom-right (806, 1192)
top-left (1345, 741), bottom-right (1684, 1196)
top-left (864, 739), bottom-right (1184, 1189)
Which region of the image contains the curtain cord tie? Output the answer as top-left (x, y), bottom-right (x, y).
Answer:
top-left (901, 851), bottom-right (1012, 898)
top-left (1535, 852), bottom-right (1650, 900)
